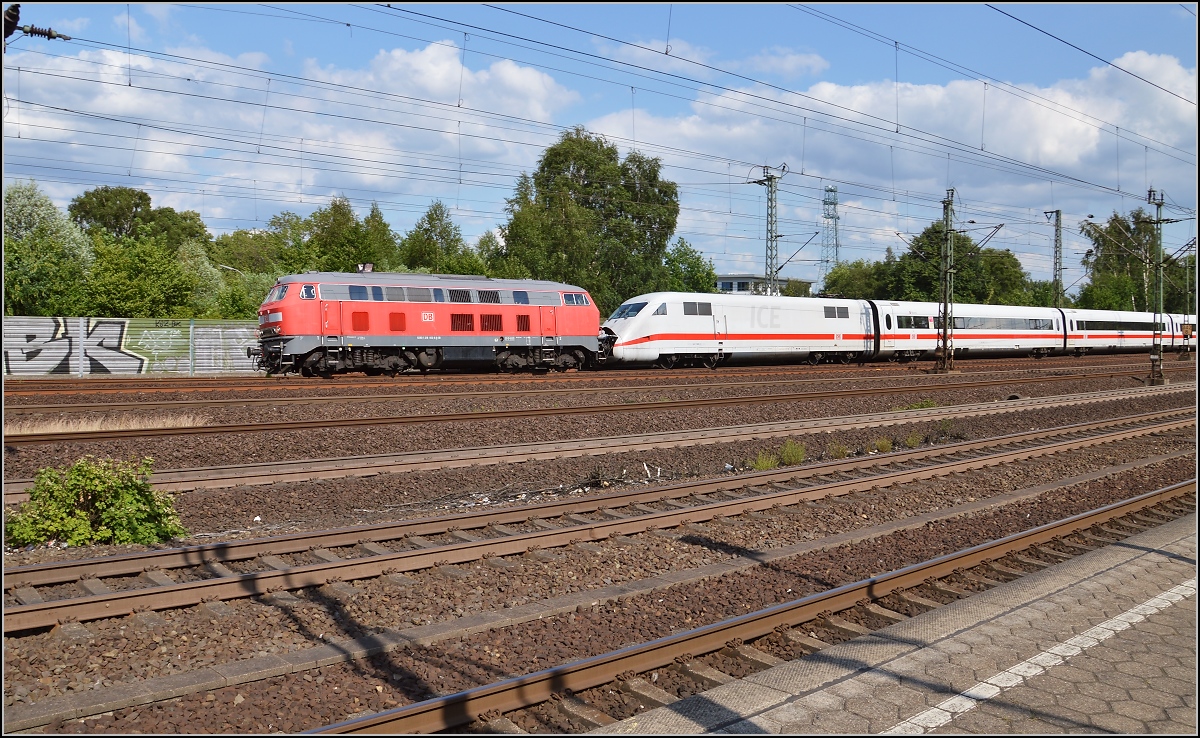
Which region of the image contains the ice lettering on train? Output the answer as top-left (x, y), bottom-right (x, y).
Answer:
top-left (754, 307), bottom-right (780, 329)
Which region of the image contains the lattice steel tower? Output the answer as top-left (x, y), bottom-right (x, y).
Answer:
top-left (819, 186), bottom-right (840, 286)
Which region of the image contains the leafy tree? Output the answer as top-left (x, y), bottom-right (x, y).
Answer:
top-left (780, 279), bottom-right (812, 298)
top-left (821, 257), bottom-right (888, 299)
top-left (1078, 210), bottom-right (1157, 311)
top-left (208, 228), bottom-right (285, 275)
top-left (662, 237), bottom-right (717, 293)
top-left (477, 229), bottom-right (532, 279)
top-left (363, 203), bottom-right (402, 270)
top-left (3, 181), bottom-right (91, 316)
top-left (500, 127), bottom-right (681, 314)
top-left (68, 185), bottom-right (152, 238)
top-left (84, 229), bottom-right (199, 318)
top-left (398, 200), bottom-right (486, 275)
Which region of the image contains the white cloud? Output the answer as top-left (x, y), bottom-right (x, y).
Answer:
top-left (111, 11), bottom-right (145, 43)
top-left (141, 4), bottom-right (172, 24)
top-left (736, 47), bottom-right (829, 79)
top-left (51, 17), bottom-right (91, 34)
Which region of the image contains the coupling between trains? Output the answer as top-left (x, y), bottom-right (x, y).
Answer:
top-left (248, 271), bottom-right (1197, 377)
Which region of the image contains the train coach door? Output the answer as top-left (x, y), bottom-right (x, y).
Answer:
top-left (714, 314), bottom-right (727, 358)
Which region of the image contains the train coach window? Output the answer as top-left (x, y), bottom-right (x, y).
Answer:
top-left (478, 290), bottom-right (501, 304)
top-left (517, 314), bottom-right (531, 332)
top-left (349, 285), bottom-right (368, 301)
top-left (371, 286), bottom-right (384, 301)
top-left (898, 316), bottom-right (929, 329)
top-left (513, 291), bottom-right (530, 305)
top-left (390, 312), bottom-right (406, 331)
top-left (385, 286), bottom-right (406, 301)
top-left (449, 289), bottom-right (472, 303)
top-left (653, 303), bottom-right (667, 316)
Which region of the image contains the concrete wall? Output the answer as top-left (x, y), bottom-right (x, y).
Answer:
top-left (3, 316), bottom-right (259, 376)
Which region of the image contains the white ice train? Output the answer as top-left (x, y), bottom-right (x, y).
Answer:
top-left (601, 292), bottom-right (1196, 367)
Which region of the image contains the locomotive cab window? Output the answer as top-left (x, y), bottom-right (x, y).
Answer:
top-left (609, 302), bottom-right (647, 320)
top-left (653, 303), bottom-right (667, 316)
top-left (299, 284), bottom-right (316, 300)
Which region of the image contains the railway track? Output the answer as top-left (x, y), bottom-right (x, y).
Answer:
top-left (1, 353), bottom-right (1165, 397)
top-left (4, 367), bottom-right (1189, 446)
top-left (313, 480), bottom-right (1196, 734)
top-left (2, 361), bottom-right (1175, 415)
top-left (5, 409), bottom-right (1191, 634)
top-left (2, 384), bottom-right (1188, 502)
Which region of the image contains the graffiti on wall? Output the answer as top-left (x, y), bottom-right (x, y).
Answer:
top-left (3, 317), bottom-right (258, 375)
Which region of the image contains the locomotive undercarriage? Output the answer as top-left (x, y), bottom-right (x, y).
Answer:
top-left (265, 345), bottom-right (594, 376)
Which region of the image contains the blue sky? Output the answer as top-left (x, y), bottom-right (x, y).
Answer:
top-left (4, 3), bottom-right (1196, 293)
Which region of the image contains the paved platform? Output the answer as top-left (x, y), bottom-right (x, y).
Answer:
top-left (594, 514), bottom-right (1197, 735)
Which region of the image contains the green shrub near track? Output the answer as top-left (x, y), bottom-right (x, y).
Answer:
top-left (5, 456), bottom-right (186, 547)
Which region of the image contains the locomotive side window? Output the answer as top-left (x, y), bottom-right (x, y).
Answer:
top-left (825, 306), bottom-right (848, 318)
top-left (299, 284), bottom-right (316, 300)
top-left (450, 314), bottom-right (474, 331)
top-left (433, 288), bottom-right (445, 302)
top-left (480, 314), bottom-right (503, 331)
top-left (407, 287), bottom-right (432, 302)
top-left (684, 302), bottom-right (697, 315)
top-left (389, 312), bottom-right (406, 331)
top-left (449, 289), bottom-right (472, 303)
top-left (698, 302), bottom-right (711, 315)
top-left (823, 306), bottom-right (836, 318)
top-left (837, 306), bottom-right (848, 318)
top-left (513, 291), bottom-right (530, 305)
top-left (351, 312), bottom-right (369, 331)
top-left (653, 303), bottom-right (667, 316)
top-left (385, 286), bottom-right (406, 301)
top-left (517, 315), bottom-right (531, 332)
top-left (349, 285), bottom-right (368, 301)
top-left (885, 314), bottom-right (892, 329)
top-left (478, 290), bottom-right (501, 304)
top-left (371, 286), bottom-right (384, 301)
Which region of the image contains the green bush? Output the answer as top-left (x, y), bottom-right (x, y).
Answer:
top-left (904, 431), bottom-right (923, 449)
top-left (750, 450), bottom-right (780, 471)
top-left (779, 439), bottom-right (807, 466)
top-left (870, 437), bottom-right (894, 453)
top-left (5, 456), bottom-right (186, 547)
top-left (827, 442), bottom-right (850, 459)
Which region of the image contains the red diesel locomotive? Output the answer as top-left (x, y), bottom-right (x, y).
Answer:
top-left (249, 272), bottom-right (607, 376)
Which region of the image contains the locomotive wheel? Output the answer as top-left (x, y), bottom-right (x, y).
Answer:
top-left (702, 354), bottom-right (719, 370)
top-left (837, 353), bottom-right (853, 364)
top-left (655, 355), bottom-right (677, 370)
top-left (807, 352), bottom-right (823, 365)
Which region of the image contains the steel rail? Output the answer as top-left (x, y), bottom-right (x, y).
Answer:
top-left (4, 414), bottom-right (1192, 633)
top-left (4, 385), bottom-right (1186, 501)
top-left (314, 479), bottom-right (1196, 734)
top-left (3, 362), bottom-right (1171, 415)
top-left (5, 406), bottom-right (1188, 587)
top-left (1, 355), bottom-right (1158, 397)
top-left (5, 369), bottom-right (1186, 446)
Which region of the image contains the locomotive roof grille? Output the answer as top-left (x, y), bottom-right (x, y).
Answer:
top-left (277, 272), bottom-right (586, 292)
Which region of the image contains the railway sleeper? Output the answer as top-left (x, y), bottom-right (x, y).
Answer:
top-left (671, 659), bottom-right (736, 688)
top-left (616, 675), bottom-right (678, 708)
